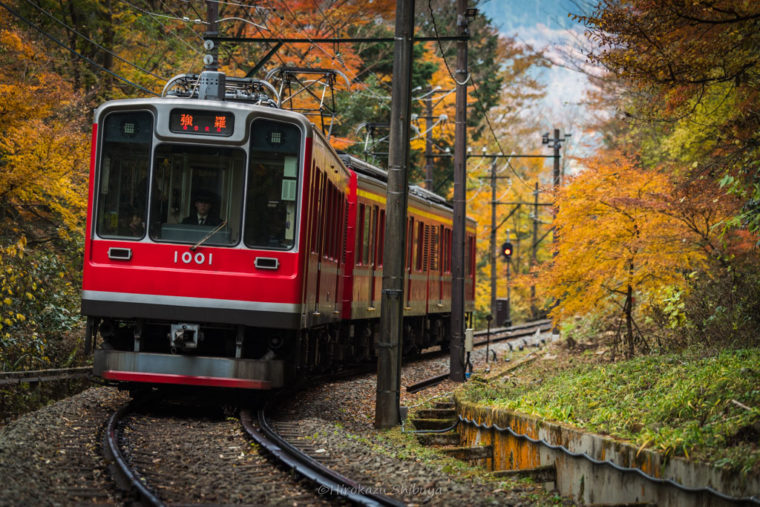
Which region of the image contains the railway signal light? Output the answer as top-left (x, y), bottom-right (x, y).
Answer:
top-left (501, 241), bottom-right (513, 259)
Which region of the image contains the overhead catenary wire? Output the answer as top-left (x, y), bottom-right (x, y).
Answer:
top-left (425, 1), bottom-right (530, 188)
top-left (120, 0), bottom-right (204, 54)
top-left (22, 0), bottom-right (169, 82)
top-left (0, 0), bottom-right (159, 96)
top-left (427, 0), bottom-right (470, 86)
top-left (124, 0), bottom-right (202, 55)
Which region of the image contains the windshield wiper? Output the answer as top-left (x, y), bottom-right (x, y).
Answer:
top-left (190, 220), bottom-right (228, 251)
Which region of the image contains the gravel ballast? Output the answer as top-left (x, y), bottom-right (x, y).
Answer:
top-left (0, 332), bottom-right (566, 505)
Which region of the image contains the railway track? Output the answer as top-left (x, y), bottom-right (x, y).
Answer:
top-left (242, 405), bottom-right (404, 506)
top-left (406, 319), bottom-right (553, 393)
top-left (103, 398), bottom-right (340, 505)
top-left (103, 397), bottom-right (402, 506)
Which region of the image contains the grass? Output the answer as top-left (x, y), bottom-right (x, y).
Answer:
top-left (459, 346), bottom-right (760, 474)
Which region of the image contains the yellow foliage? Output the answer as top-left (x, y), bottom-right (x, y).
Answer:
top-left (536, 151), bottom-right (710, 323)
top-left (0, 15), bottom-right (88, 239)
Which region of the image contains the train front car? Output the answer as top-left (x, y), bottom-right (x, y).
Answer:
top-left (82, 91), bottom-right (311, 391)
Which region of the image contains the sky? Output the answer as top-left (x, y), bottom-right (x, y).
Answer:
top-left (477, 0), bottom-right (598, 166)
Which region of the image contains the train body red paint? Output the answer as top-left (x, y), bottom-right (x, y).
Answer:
top-left (82, 73), bottom-right (476, 390)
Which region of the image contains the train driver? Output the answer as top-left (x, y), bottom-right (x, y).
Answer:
top-left (182, 193), bottom-right (222, 226)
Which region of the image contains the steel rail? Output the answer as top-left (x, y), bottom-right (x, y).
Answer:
top-left (405, 320), bottom-right (552, 393)
top-left (103, 402), bottom-right (165, 507)
top-left (240, 407), bottom-right (405, 507)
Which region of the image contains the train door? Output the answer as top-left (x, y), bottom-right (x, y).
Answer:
top-left (312, 170), bottom-right (326, 315)
top-left (433, 225), bottom-right (443, 304)
top-left (422, 223), bottom-right (430, 311)
top-left (364, 205), bottom-right (377, 308)
top-left (331, 190), bottom-right (345, 314)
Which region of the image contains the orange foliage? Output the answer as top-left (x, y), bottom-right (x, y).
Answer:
top-left (534, 151), bottom-right (718, 323)
top-left (0, 10), bottom-right (88, 239)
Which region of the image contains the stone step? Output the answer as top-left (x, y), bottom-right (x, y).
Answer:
top-left (416, 431), bottom-right (460, 446)
top-left (433, 400), bottom-right (455, 409)
top-left (415, 408), bottom-right (456, 419)
top-left (411, 417), bottom-right (458, 431)
top-left (440, 445), bottom-right (493, 460)
top-left (491, 464), bottom-right (556, 483)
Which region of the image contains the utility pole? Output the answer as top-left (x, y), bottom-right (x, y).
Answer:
top-left (506, 229), bottom-right (512, 326)
top-left (450, 0), bottom-right (468, 383)
top-left (543, 128), bottom-right (570, 331)
top-left (531, 181), bottom-right (539, 319)
top-left (375, 0), bottom-right (414, 429)
top-left (489, 160), bottom-right (497, 321)
top-left (470, 152), bottom-right (556, 322)
top-left (542, 129), bottom-right (571, 244)
top-left (552, 128), bottom-right (561, 191)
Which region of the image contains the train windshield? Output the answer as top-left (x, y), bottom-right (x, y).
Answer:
top-left (148, 144), bottom-right (245, 246)
top-left (244, 119), bottom-right (301, 250)
top-left (95, 111), bottom-right (153, 239)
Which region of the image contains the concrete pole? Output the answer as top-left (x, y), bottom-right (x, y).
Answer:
top-left (375, 0), bottom-right (414, 429)
top-left (450, 0), bottom-right (468, 383)
top-left (489, 161), bottom-right (497, 319)
top-left (530, 181), bottom-right (538, 319)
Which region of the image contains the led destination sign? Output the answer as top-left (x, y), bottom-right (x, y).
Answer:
top-left (169, 109), bottom-right (234, 136)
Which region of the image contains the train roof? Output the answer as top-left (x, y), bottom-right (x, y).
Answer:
top-left (339, 154), bottom-right (454, 211)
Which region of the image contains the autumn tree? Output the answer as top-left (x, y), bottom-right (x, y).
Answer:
top-left (463, 34), bottom-right (548, 323)
top-left (577, 0), bottom-right (760, 235)
top-left (536, 152), bottom-right (729, 357)
top-left (0, 9), bottom-right (90, 369)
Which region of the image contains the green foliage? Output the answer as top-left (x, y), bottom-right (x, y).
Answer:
top-left (462, 349), bottom-right (760, 473)
top-left (676, 264), bottom-right (760, 349)
top-left (0, 238), bottom-right (83, 372)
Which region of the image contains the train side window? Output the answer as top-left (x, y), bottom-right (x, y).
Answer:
top-left (341, 196), bottom-right (349, 263)
top-left (357, 204), bottom-right (365, 265)
top-left (443, 227), bottom-right (452, 272)
top-left (362, 205), bottom-right (373, 266)
top-left (406, 217), bottom-right (414, 270)
top-left (430, 225), bottom-right (440, 272)
top-left (329, 184), bottom-right (339, 259)
top-left (423, 224), bottom-right (430, 272)
top-left (415, 221), bottom-right (424, 271)
top-left (370, 206), bottom-right (378, 266)
top-left (95, 111), bottom-right (153, 239)
top-left (245, 119), bottom-right (301, 250)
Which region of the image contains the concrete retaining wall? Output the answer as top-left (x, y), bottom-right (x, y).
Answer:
top-left (455, 394), bottom-right (759, 506)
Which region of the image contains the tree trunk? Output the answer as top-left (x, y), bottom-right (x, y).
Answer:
top-left (625, 282), bottom-right (634, 358)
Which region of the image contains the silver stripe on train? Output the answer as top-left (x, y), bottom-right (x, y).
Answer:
top-left (81, 290), bottom-right (301, 314)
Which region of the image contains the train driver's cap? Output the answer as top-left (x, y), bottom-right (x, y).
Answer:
top-left (193, 191), bottom-right (215, 203)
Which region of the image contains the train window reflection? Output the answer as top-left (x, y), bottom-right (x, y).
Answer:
top-left (148, 144), bottom-right (245, 246)
top-left (95, 111), bottom-right (153, 239)
top-left (245, 120), bottom-right (301, 250)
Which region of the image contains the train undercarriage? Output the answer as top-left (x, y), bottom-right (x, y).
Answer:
top-left (89, 313), bottom-right (455, 391)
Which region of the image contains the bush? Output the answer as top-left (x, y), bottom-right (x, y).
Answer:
top-left (678, 261), bottom-right (760, 350)
top-left (0, 237), bottom-right (84, 372)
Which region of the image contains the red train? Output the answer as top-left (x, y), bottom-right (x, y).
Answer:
top-left (82, 71), bottom-right (476, 390)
